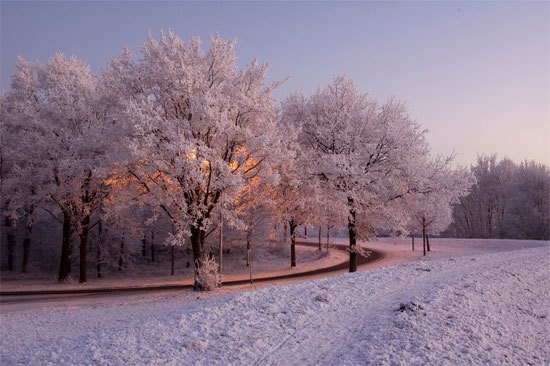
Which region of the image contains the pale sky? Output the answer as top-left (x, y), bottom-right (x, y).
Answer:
top-left (1, 1), bottom-right (549, 166)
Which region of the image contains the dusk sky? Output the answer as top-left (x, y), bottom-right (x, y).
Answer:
top-left (1, 1), bottom-right (548, 166)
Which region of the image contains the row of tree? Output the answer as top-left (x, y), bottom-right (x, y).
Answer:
top-left (1, 32), bottom-right (473, 289)
top-left (446, 155), bottom-right (549, 240)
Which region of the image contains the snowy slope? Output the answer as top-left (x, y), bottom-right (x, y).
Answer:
top-left (1, 242), bottom-right (549, 365)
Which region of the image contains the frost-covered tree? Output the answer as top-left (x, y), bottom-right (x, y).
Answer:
top-left (265, 109), bottom-right (331, 267)
top-left (232, 179), bottom-right (271, 271)
top-left (506, 161), bottom-right (550, 239)
top-left (103, 33), bottom-right (285, 289)
top-left (447, 156), bottom-right (549, 240)
top-left (405, 155), bottom-right (473, 255)
top-left (3, 55), bottom-right (121, 282)
top-left (267, 162), bottom-right (326, 268)
top-left (0, 93), bottom-right (17, 271)
top-left (283, 76), bottom-right (430, 272)
top-left (1, 59), bottom-right (44, 272)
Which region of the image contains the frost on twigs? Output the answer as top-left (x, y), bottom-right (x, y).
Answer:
top-left (194, 257), bottom-right (221, 291)
top-left (165, 228), bottom-right (189, 247)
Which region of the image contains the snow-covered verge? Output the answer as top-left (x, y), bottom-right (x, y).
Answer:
top-left (0, 244), bottom-right (342, 292)
top-left (1, 241), bottom-right (549, 365)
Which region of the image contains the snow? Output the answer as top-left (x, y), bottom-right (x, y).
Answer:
top-left (0, 244), bottom-right (346, 292)
top-left (1, 239), bottom-right (549, 365)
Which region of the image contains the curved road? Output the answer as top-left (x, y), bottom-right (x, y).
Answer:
top-left (0, 242), bottom-right (386, 304)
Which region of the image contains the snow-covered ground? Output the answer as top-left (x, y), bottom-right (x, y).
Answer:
top-left (1, 239), bottom-right (549, 365)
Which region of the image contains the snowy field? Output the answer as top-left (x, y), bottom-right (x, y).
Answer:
top-left (1, 239), bottom-right (549, 365)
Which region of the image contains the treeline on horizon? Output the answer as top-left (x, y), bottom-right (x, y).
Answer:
top-left (445, 155), bottom-right (549, 240)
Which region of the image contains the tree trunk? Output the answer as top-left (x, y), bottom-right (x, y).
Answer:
top-left (150, 230), bottom-right (155, 263)
top-left (426, 234), bottom-right (431, 252)
top-left (326, 225), bottom-right (330, 251)
top-left (78, 214), bottom-right (90, 283)
top-left (304, 227), bottom-right (307, 238)
top-left (248, 236), bottom-right (253, 285)
top-left (141, 233), bottom-right (147, 257)
top-left (289, 219), bottom-right (297, 268)
top-left (422, 217), bottom-right (427, 256)
top-left (318, 226), bottom-right (322, 251)
top-left (246, 231), bottom-right (253, 284)
top-left (487, 206), bottom-right (493, 239)
top-left (79, 171), bottom-right (92, 283)
top-left (171, 245), bottom-right (175, 275)
top-left (244, 227), bottom-right (253, 283)
top-left (96, 221), bottom-right (102, 279)
top-left (411, 234), bottom-right (415, 251)
top-left (21, 210), bottom-right (33, 273)
top-left (190, 226), bottom-right (204, 267)
top-left (219, 215), bottom-right (223, 276)
top-left (190, 224), bottom-right (206, 290)
top-left (4, 216), bottom-right (15, 271)
top-left (21, 235), bottom-right (31, 273)
top-left (348, 203), bottom-right (357, 273)
top-left (58, 211), bottom-right (72, 282)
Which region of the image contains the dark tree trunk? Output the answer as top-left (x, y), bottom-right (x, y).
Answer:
top-left (21, 209), bottom-right (34, 273)
top-left (411, 234), bottom-right (415, 251)
top-left (190, 224), bottom-right (206, 290)
top-left (96, 221), bottom-right (102, 279)
top-left (21, 236), bottom-right (31, 273)
top-left (79, 171), bottom-right (92, 283)
top-left (4, 216), bottom-right (16, 271)
top-left (318, 226), bottom-right (322, 251)
top-left (289, 218), bottom-right (297, 268)
top-left (426, 234), bottom-right (431, 252)
top-left (190, 226), bottom-right (204, 267)
top-left (219, 217), bottom-right (223, 277)
top-left (58, 211), bottom-right (72, 282)
top-left (21, 226), bottom-right (32, 273)
top-left (247, 229), bottom-right (253, 285)
top-left (141, 233), bottom-right (147, 257)
top-left (422, 217), bottom-right (427, 256)
top-left (118, 233), bottom-right (125, 271)
top-left (78, 214), bottom-right (90, 283)
top-left (171, 246), bottom-right (175, 275)
top-left (348, 198), bottom-right (357, 273)
top-left (150, 230), bottom-right (155, 263)
top-left (304, 227), bottom-right (307, 238)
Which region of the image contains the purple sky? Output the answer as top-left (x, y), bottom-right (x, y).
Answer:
top-left (1, 1), bottom-right (548, 166)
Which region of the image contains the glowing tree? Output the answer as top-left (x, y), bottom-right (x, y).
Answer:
top-left (103, 33), bottom-right (285, 289)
